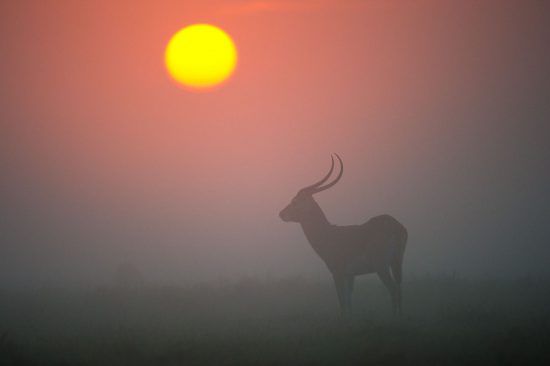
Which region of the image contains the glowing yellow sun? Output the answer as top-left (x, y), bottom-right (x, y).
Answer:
top-left (165, 24), bottom-right (238, 90)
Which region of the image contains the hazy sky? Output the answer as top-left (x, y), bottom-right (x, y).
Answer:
top-left (1, 0), bottom-right (549, 287)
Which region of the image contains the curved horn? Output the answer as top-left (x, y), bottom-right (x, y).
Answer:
top-left (299, 155), bottom-right (335, 193)
top-left (311, 153), bottom-right (343, 194)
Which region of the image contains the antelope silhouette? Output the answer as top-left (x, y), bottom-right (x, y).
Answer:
top-left (279, 154), bottom-right (407, 316)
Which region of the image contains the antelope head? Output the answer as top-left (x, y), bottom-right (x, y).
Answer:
top-left (279, 154), bottom-right (343, 223)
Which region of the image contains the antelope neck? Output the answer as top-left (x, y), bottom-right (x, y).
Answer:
top-left (299, 203), bottom-right (331, 251)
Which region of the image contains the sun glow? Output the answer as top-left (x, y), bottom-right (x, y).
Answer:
top-left (165, 24), bottom-right (238, 90)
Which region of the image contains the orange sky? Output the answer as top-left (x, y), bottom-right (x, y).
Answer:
top-left (1, 0), bottom-right (549, 285)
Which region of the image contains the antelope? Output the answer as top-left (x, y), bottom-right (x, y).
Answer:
top-left (279, 154), bottom-right (407, 316)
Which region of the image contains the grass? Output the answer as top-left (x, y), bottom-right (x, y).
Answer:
top-left (1, 274), bottom-right (549, 365)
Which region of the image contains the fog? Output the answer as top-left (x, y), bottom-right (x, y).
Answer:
top-left (1, 0), bottom-right (550, 288)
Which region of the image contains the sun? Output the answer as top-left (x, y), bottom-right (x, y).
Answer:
top-left (165, 24), bottom-right (238, 90)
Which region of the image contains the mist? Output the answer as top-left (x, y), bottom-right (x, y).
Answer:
top-left (2, 1), bottom-right (550, 364)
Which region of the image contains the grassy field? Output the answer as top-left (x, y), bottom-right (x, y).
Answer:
top-left (1, 274), bottom-right (549, 365)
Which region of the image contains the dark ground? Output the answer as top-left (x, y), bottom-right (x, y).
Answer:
top-left (1, 274), bottom-right (549, 365)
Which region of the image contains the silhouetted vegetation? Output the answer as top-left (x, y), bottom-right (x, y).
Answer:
top-left (1, 274), bottom-right (549, 365)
